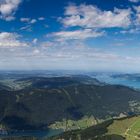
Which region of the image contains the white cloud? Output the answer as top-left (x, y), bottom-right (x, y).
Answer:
top-left (41, 41), bottom-right (56, 48)
top-left (20, 18), bottom-right (30, 22)
top-left (49, 29), bottom-right (104, 40)
top-left (4, 15), bottom-right (15, 21)
top-left (20, 18), bottom-right (37, 24)
top-left (32, 38), bottom-right (38, 44)
top-left (129, 0), bottom-right (139, 2)
top-left (20, 25), bottom-right (32, 31)
top-left (0, 32), bottom-right (28, 47)
top-left (38, 17), bottom-right (45, 20)
top-left (61, 4), bottom-right (131, 28)
top-left (0, 36), bottom-right (140, 71)
top-left (134, 6), bottom-right (140, 25)
top-left (120, 28), bottom-right (140, 34)
top-left (0, 0), bottom-right (22, 21)
top-left (32, 49), bottom-right (40, 55)
top-left (30, 19), bottom-right (37, 24)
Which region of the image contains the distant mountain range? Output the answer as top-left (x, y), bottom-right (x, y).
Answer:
top-left (0, 75), bottom-right (139, 131)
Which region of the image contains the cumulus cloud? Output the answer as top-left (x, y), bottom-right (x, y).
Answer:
top-left (0, 32), bottom-right (28, 47)
top-left (0, 35), bottom-right (140, 71)
top-left (60, 4), bottom-right (131, 28)
top-left (134, 6), bottom-right (140, 25)
top-left (49, 29), bottom-right (104, 41)
top-left (0, 0), bottom-right (22, 21)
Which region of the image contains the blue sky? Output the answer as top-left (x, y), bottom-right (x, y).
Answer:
top-left (1, 0), bottom-right (140, 72)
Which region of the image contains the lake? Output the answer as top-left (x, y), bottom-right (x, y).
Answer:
top-left (92, 74), bottom-right (140, 90)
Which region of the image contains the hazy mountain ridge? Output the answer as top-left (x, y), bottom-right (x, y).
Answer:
top-left (0, 75), bottom-right (103, 91)
top-left (0, 75), bottom-right (139, 131)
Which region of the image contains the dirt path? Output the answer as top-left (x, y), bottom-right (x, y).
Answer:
top-left (124, 119), bottom-right (140, 140)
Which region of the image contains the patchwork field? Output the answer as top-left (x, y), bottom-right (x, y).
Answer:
top-left (49, 116), bottom-right (102, 130)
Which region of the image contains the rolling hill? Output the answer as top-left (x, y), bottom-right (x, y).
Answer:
top-left (47, 115), bottom-right (140, 140)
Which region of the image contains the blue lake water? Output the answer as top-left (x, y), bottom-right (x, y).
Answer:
top-left (93, 74), bottom-right (140, 90)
